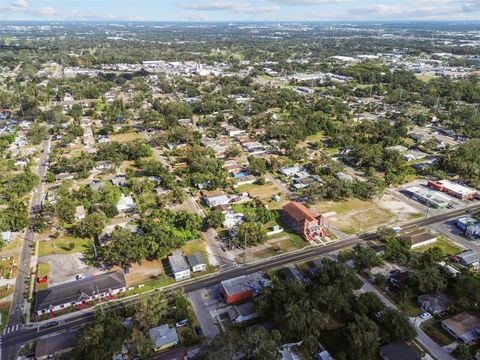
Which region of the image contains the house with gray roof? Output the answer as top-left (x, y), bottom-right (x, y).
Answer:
top-left (168, 252), bottom-right (191, 281)
top-left (187, 252), bottom-right (207, 273)
top-left (149, 324), bottom-right (179, 351)
top-left (457, 250), bottom-right (480, 268)
top-left (418, 294), bottom-right (451, 316)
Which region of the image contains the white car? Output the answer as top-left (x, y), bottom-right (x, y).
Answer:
top-left (420, 312), bottom-right (432, 320)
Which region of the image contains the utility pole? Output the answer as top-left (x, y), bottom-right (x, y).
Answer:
top-left (244, 233), bottom-right (247, 266)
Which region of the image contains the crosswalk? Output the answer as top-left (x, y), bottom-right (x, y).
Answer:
top-left (2, 324), bottom-right (20, 335)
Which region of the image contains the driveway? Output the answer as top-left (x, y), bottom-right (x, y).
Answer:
top-left (428, 220), bottom-right (480, 253)
top-left (39, 253), bottom-right (102, 286)
top-left (187, 287), bottom-right (220, 339)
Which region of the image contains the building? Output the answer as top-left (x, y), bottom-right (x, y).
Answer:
top-left (403, 186), bottom-right (451, 208)
top-left (220, 275), bottom-right (254, 304)
top-left (466, 223), bottom-right (480, 240)
top-left (1, 231), bottom-right (13, 244)
top-left (168, 252), bottom-right (191, 281)
top-left (149, 324), bottom-right (179, 351)
top-left (229, 302), bottom-right (258, 324)
top-left (400, 229), bottom-right (437, 249)
top-left (75, 205), bottom-right (86, 221)
top-left (55, 172), bottom-right (76, 181)
top-left (35, 330), bottom-right (77, 360)
top-left (111, 176), bottom-right (127, 187)
top-left (187, 252), bottom-right (207, 273)
top-left (379, 341), bottom-right (420, 360)
top-left (282, 201), bottom-right (327, 243)
top-left (456, 250), bottom-right (480, 268)
top-left (116, 194), bottom-right (135, 212)
top-left (457, 217), bottom-right (478, 231)
top-left (441, 312), bottom-right (480, 343)
top-left (34, 270), bottom-right (126, 315)
top-left (418, 294), bottom-right (451, 316)
top-left (202, 190), bottom-right (230, 207)
top-left (427, 180), bottom-right (477, 201)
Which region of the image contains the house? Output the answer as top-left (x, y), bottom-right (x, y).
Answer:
top-left (34, 270), bottom-right (126, 315)
top-left (202, 190), bottom-right (229, 207)
top-left (95, 161), bottom-right (113, 171)
top-left (223, 212), bottom-right (245, 229)
top-left (89, 181), bottom-right (105, 191)
top-left (14, 158), bottom-right (29, 167)
top-left (418, 294), bottom-right (451, 315)
top-left (149, 324), bottom-right (179, 351)
top-left (234, 175), bottom-right (256, 187)
top-left (35, 330), bottom-right (77, 360)
top-left (457, 217), bottom-right (477, 231)
top-left (111, 176), bottom-right (127, 187)
top-left (279, 342), bottom-right (303, 360)
top-left (280, 166), bottom-right (304, 177)
top-left (456, 250), bottom-right (480, 268)
top-left (466, 223), bottom-right (480, 240)
top-left (282, 266), bottom-right (308, 284)
top-left (400, 229), bottom-right (437, 249)
top-left (75, 205), bottom-right (86, 221)
top-left (388, 270), bottom-right (411, 290)
top-left (230, 302), bottom-right (257, 324)
top-left (55, 172), bottom-right (76, 181)
top-left (282, 201), bottom-right (327, 243)
top-left (441, 312), bottom-right (480, 343)
top-left (168, 252), bottom-right (191, 281)
top-left (220, 275), bottom-right (254, 304)
top-left (116, 194), bottom-right (135, 212)
top-left (187, 252), bottom-right (207, 273)
top-left (379, 341), bottom-right (420, 360)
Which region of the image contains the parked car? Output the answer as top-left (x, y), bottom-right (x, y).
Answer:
top-left (420, 312), bottom-right (432, 320)
top-left (176, 319), bottom-right (189, 327)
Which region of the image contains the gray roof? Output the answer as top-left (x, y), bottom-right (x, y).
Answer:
top-left (418, 294), bottom-right (451, 314)
top-left (379, 341), bottom-right (420, 360)
top-left (111, 176), bottom-right (127, 187)
top-left (221, 275), bottom-right (250, 296)
top-left (149, 324), bottom-right (178, 348)
top-left (187, 252), bottom-right (206, 267)
top-left (168, 252), bottom-right (190, 273)
top-left (457, 250), bottom-right (480, 265)
top-left (35, 270), bottom-right (126, 312)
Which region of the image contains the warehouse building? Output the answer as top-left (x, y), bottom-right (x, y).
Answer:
top-left (404, 186), bottom-right (452, 208)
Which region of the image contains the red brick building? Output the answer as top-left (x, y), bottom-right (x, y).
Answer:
top-left (282, 201), bottom-right (327, 243)
top-left (220, 276), bottom-right (254, 304)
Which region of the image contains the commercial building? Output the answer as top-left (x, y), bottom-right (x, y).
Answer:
top-left (427, 180), bottom-right (477, 201)
top-left (403, 186), bottom-right (451, 208)
top-left (34, 270), bottom-right (126, 315)
top-left (282, 201), bottom-right (327, 243)
top-left (220, 275), bottom-right (254, 304)
top-left (168, 252), bottom-right (191, 281)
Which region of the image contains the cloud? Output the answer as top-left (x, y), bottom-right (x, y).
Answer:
top-left (178, 1), bottom-right (244, 12)
top-left (269, 0), bottom-right (346, 5)
top-left (0, 0), bottom-right (115, 20)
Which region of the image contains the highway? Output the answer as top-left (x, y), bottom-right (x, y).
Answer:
top-left (5, 137), bottom-right (51, 333)
top-left (2, 202), bottom-right (479, 359)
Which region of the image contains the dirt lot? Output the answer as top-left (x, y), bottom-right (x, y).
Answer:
top-left (124, 259), bottom-right (165, 286)
top-left (313, 193), bottom-right (422, 235)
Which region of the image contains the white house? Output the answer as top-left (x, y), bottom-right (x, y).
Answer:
top-left (1, 231), bottom-right (13, 244)
top-left (75, 205), bottom-right (86, 221)
top-left (116, 194), bottom-right (135, 212)
top-left (187, 252), bottom-right (207, 272)
top-left (203, 190), bottom-right (230, 208)
top-left (168, 252), bottom-right (191, 281)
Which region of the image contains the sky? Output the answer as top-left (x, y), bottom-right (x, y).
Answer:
top-left (1, 0), bottom-right (480, 22)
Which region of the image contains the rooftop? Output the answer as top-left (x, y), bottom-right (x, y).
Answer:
top-left (442, 312), bottom-right (480, 339)
top-left (187, 252), bottom-right (206, 267)
top-left (168, 252), bottom-right (190, 273)
top-left (149, 324), bottom-right (179, 349)
top-left (379, 341), bottom-right (420, 360)
top-left (282, 201), bottom-right (317, 222)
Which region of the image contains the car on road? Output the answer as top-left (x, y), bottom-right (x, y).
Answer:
top-left (419, 312), bottom-right (432, 320)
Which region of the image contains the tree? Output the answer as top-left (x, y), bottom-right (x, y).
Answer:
top-left (54, 195), bottom-right (76, 224)
top-left (73, 212), bottom-right (108, 239)
top-left (172, 291), bottom-right (193, 323)
top-left (0, 200), bottom-right (30, 231)
top-left (99, 228), bottom-right (147, 268)
top-left (199, 333), bottom-right (236, 360)
top-left (225, 145), bottom-right (241, 158)
top-left (233, 221), bottom-right (267, 247)
top-left (133, 293), bottom-right (168, 332)
top-left (412, 265), bottom-right (447, 294)
top-left (343, 315), bottom-right (379, 360)
top-left (452, 343), bottom-right (471, 360)
top-left (205, 209), bottom-right (225, 228)
top-left (241, 327), bottom-right (282, 360)
top-left (384, 237), bottom-right (411, 264)
top-left (127, 330), bottom-right (153, 360)
top-left (378, 308), bottom-right (416, 343)
top-left (353, 245), bottom-right (382, 272)
top-left (74, 310), bottom-right (128, 360)
top-left (247, 155), bottom-right (267, 176)
top-left (355, 292), bottom-right (386, 317)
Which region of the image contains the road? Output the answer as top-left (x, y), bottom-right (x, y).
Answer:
top-left (5, 137), bottom-right (51, 334)
top-left (265, 172), bottom-right (293, 197)
top-left (357, 275), bottom-right (454, 360)
top-left (4, 202), bottom-right (480, 358)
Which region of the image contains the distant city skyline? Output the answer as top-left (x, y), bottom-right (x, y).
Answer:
top-left (1, 0), bottom-right (480, 22)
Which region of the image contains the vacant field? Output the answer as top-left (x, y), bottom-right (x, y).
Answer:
top-left (110, 132), bottom-right (142, 143)
top-left (124, 259), bottom-right (165, 286)
top-left (414, 236), bottom-right (463, 256)
top-left (415, 74), bottom-right (436, 82)
top-left (39, 237), bottom-right (92, 257)
top-left (0, 285), bottom-right (14, 300)
top-left (313, 194), bottom-right (422, 235)
top-left (236, 182), bottom-right (288, 210)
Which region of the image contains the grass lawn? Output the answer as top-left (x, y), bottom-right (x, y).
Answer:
top-left (421, 319), bottom-right (456, 346)
top-left (36, 262), bottom-right (50, 291)
top-left (0, 302), bottom-right (11, 333)
top-left (416, 74), bottom-right (436, 82)
top-left (414, 236), bottom-right (463, 257)
top-left (0, 284), bottom-right (14, 299)
top-left (180, 239), bottom-right (219, 273)
top-left (0, 237), bottom-right (21, 254)
top-left (38, 236), bottom-right (92, 256)
top-left (236, 182), bottom-right (287, 210)
top-left (110, 132), bottom-right (142, 143)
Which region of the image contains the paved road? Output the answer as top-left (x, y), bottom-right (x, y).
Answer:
top-left (357, 275), bottom-right (454, 360)
top-left (3, 199), bottom-right (479, 358)
top-left (265, 172), bottom-right (293, 198)
top-left (6, 137), bottom-right (51, 332)
top-left (428, 220), bottom-right (480, 253)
